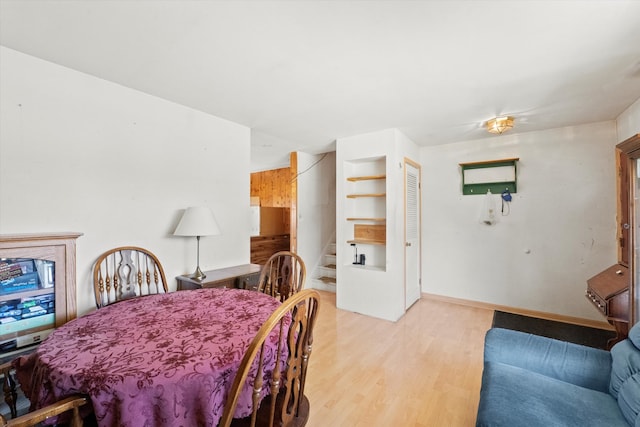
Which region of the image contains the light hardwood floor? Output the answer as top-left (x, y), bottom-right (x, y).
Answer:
top-left (304, 291), bottom-right (495, 427)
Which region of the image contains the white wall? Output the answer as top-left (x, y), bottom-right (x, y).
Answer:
top-left (296, 151), bottom-right (336, 286)
top-left (617, 97), bottom-right (640, 142)
top-left (336, 129), bottom-right (420, 321)
top-left (420, 121), bottom-right (619, 321)
top-left (0, 47), bottom-right (252, 316)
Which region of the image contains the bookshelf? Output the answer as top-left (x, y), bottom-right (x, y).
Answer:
top-left (344, 157), bottom-right (387, 269)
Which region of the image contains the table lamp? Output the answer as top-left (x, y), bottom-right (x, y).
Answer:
top-left (174, 206), bottom-right (220, 281)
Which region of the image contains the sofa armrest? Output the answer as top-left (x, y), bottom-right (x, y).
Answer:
top-left (484, 327), bottom-right (612, 392)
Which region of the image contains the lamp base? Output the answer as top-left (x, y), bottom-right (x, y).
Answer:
top-left (191, 266), bottom-right (207, 281)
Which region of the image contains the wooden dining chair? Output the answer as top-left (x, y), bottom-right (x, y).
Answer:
top-left (257, 251), bottom-right (306, 302)
top-left (0, 395), bottom-right (89, 427)
top-left (92, 246), bottom-right (168, 308)
top-left (218, 289), bottom-right (320, 427)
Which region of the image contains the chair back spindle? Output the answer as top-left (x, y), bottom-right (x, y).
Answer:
top-left (92, 246), bottom-right (168, 308)
top-left (218, 289), bottom-right (320, 427)
top-left (257, 251), bottom-right (306, 302)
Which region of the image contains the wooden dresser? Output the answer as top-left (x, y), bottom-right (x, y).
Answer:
top-left (586, 263), bottom-right (630, 348)
top-left (177, 264), bottom-right (262, 291)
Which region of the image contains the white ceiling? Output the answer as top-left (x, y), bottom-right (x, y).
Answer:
top-left (2, 1), bottom-right (640, 169)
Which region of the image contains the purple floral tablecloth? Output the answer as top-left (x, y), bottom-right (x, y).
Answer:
top-left (15, 288), bottom-right (283, 427)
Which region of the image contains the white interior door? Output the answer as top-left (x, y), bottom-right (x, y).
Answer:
top-left (405, 159), bottom-right (421, 308)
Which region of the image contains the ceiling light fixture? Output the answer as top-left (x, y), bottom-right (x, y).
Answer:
top-left (486, 116), bottom-right (515, 134)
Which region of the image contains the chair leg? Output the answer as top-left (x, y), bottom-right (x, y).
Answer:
top-left (70, 407), bottom-right (84, 427)
top-left (1, 367), bottom-right (18, 419)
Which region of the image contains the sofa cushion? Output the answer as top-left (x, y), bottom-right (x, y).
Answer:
top-left (483, 328), bottom-right (612, 392)
top-left (617, 372), bottom-right (640, 427)
top-left (477, 361), bottom-right (629, 427)
top-left (610, 339), bottom-right (640, 426)
top-left (629, 321), bottom-right (640, 350)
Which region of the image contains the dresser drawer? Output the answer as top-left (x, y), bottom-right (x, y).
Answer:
top-left (177, 277), bottom-right (236, 290)
top-left (204, 278), bottom-right (236, 289)
top-left (237, 271), bottom-right (261, 291)
top-left (585, 289), bottom-right (607, 315)
top-left (586, 264), bottom-right (629, 317)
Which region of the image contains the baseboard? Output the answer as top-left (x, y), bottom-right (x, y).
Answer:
top-left (422, 292), bottom-right (615, 331)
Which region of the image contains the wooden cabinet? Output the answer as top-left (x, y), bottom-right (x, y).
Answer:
top-left (0, 232), bottom-right (82, 359)
top-left (586, 264), bottom-right (630, 348)
top-left (176, 264), bottom-right (262, 291)
top-left (250, 234), bottom-right (290, 265)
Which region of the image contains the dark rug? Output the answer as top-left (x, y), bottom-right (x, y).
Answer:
top-left (492, 310), bottom-right (617, 350)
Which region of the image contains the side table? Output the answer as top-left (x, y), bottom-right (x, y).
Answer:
top-left (176, 264), bottom-right (262, 291)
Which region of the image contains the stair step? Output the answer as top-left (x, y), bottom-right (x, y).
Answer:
top-left (312, 243), bottom-right (337, 292)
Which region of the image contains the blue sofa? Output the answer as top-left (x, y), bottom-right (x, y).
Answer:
top-left (476, 322), bottom-right (640, 426)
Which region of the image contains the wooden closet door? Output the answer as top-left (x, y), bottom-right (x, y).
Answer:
top-left (617, 148), bottom-right (631, 267)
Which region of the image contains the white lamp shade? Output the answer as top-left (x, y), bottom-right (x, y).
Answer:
top-left (174, 207), bottom-right (221, 237)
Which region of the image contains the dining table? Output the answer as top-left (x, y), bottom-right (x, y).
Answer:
top-left (13, 287), bottom-right (285, 427)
